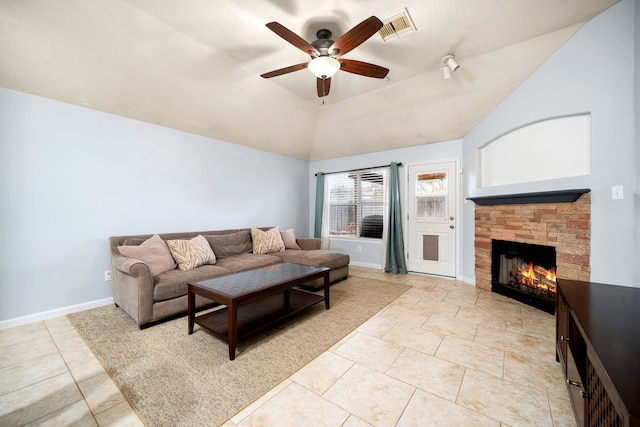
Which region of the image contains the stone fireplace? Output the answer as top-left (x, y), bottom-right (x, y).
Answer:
top-left (469, 190), bottom-right (591, 310)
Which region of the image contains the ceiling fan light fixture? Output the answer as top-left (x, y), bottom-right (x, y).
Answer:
top-left (262, 16), bottom-right (387, 97)
top-left (308, 56), bottom-right (340, 79)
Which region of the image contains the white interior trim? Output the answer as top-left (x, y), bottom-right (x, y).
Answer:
top-left (350, 261), bottom-right (383, 269)
top-left (0, 297), bottom-right (114, 330)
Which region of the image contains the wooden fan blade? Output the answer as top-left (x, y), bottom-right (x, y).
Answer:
top-left (261, 62), bottom-right (308, 78)
top-left (317, 77), bottom-right (331, 97)
top-left (266, 22), bottom-right (320, 57)
top-left (329, 16), bottom-right (383, 57)
top-left (340, 59), bottom-right (389, 79)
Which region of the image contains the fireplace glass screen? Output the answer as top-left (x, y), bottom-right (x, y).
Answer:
top-left (491, 239), bottom-right (556, 313)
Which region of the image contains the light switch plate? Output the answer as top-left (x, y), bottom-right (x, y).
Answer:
top-left (612, 185), bottom-right (624, 200)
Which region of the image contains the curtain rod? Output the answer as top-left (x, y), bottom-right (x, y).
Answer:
top-left (314, 162), bottom-right (402, 176)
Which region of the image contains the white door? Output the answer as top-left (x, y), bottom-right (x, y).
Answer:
top-left (406, 162), bottom-right (457, 277)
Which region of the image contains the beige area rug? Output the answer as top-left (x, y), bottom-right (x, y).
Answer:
top-left (68, 276), bottom-right (411, 427)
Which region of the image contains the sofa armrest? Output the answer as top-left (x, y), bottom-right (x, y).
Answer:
top-left (297, 238), bottom-right (321, 250)
top-left (111, 253), bottom-right (150, 276)
top-left (110, 253), bottom-right (154, 327)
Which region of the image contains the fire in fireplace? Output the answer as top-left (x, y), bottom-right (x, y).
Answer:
top-left (491, 239), bottom-right (557, 313)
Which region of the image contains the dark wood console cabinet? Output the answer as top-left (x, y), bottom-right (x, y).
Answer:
top-left (556, 279), bottom-right (640, 427)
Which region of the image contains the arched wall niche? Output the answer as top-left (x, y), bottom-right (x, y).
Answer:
top-left (478, 114), bottom-right (591, 187)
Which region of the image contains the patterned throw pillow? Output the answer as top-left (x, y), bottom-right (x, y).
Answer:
top-left (251, 227), bottom-right (285, 254)
top-left (118, 234), bottom-right (177, 276)
top-left (166, 235), bottom-right (217, 271)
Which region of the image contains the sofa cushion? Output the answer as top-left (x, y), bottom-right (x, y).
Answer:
top-left (280, 228), bottom-right (301, 250)
top-left (118, 234), bottom-right (177, 276)
top-left (251, 227), bottom-right (285, 254)
top-left (153, 265), bottom-right (232, 302)
top-left (166, 235), bottom-right (217, 271)
top-left (215, 253), bottom-right (282, 273)
top-left (204, 231), bottom-right (252, 259)
top-left (296, 238), bottom-right (321, 251)
top-left (271, 249), bottom-right (350, 270)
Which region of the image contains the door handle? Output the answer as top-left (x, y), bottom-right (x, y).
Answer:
top-left (450, 216), bottom-right (454, 221)
top-left (450, 225), bottom-right (454, 229)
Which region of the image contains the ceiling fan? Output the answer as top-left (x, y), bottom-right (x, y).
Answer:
top-left (261, 16), bottom-right (389, 97)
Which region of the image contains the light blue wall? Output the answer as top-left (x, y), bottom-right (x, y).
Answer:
top-left (0, 88), bottom-right (309, 322)
top-left (309, 141), bottom-right (463, 270)
top-left (462, 0), bottom-right (637, 286)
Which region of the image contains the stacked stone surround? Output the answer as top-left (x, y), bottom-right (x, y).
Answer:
top-left (474, 193), bottom-right (591, 291)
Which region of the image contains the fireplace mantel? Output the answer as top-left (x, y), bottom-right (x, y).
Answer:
top-left (466, 188), bottom-right (590, 206)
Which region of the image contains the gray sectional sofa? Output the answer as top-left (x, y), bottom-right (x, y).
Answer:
top-left (109, 227), bottom-right (350, 328)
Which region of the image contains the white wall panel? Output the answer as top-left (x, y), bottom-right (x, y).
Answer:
top-left (479, 115), bottom-right (590, 187)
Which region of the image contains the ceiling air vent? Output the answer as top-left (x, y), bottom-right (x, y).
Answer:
top-left (378, 8), bottom-right (416, 42)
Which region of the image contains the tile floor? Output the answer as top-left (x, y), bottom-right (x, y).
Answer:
top-left (0, 315), bottom-right (143, 426)
top-left (0, 266), bottom-right (575, 426)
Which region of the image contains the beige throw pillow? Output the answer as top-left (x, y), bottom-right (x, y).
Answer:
top-left (118, 234), bottom-right (177, 276)
top-left (166, 235), bottom-right (217, 271)
top-left (251, 227), bottom-right (285, 254)
top-left (280, 228), bottom-right (301, 250)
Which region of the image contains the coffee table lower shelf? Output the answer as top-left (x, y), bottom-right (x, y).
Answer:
top-left (194, 289), bottom-right (323, 342)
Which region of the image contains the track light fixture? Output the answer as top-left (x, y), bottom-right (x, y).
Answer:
top-left (441, 54), bottom-right (460, 80)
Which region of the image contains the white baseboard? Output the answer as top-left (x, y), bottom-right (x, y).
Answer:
top-left (0, 297), bottom-right (114, 330)
top-left (458, 275), bottom-right (476, 286)
top-left (349, 261), bottom-right (383, 269)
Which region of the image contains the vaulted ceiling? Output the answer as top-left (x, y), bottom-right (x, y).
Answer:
top-left (0, 0), bottom-right (618, 161)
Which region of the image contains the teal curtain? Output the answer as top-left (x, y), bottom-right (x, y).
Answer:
top-left (314, 173), bottom-right (325, 238)
top-left (385, 163), bottom-right (407, 274)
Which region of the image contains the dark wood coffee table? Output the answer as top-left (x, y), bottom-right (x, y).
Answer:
top-left (187, 262), bottom-right (330, 360)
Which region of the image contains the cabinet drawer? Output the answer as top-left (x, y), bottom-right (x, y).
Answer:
top-left (567, 347), bottom-right (586, 426)
top-left (556, 292), bottom-right (569, 367)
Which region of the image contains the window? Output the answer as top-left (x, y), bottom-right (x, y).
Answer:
top-left (415, 172), bottom-right (447, 220)
top-left (327, 168), bottom-right (386, 239)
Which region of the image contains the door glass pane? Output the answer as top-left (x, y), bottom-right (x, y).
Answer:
top-left (415, 171), bottom-right (448, 220)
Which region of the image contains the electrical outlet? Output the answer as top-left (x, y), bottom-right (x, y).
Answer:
top-left (104, 270), bottom-right (112, 281)
top-left (357, 245), bottom-right (362, 253)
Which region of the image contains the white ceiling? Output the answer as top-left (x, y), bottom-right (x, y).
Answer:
top-left (0, 0), bottom-right (618, 161)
